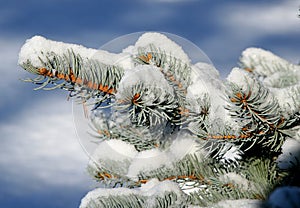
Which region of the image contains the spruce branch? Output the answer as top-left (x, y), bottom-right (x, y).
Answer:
top-left (82, 190), bottom-right (187, 208)
top-left (21, 50), bottom-right (124, 104)
top-left (243, 158), bottom-right (285, 200)
top-left (134, 44), bottom-right (191, 102)
top-left (188, 158), bottom-right (288, 207)
top-left (88, 153), bottom-right (220, 191)
top-left (90, 114), bottom-right (160, 151)
top-left (84, 194), bottom-right (146, 208)
top-left (115, 82), bottom-right (179, 129)
top-left (183, 93), bottom-right (211, 136)
top-left (19, 35), bottom-right (300, 208)
top-left (239, 47), bottom-right (300, 78)
top-left (88, 152), bottom-right (283, 206)
top-left (264, 71), bottom-right (300, 89)
top-left (289, 85), bottom-right (300, 112)
top-left (87, 161), bottom-right (138, 189)
top-left (225, 79), bottom-right (286, 157)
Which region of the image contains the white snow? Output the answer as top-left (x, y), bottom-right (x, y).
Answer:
top-left (89, 140), bottom-right (138, 175)
top-left (261, 70), bottom-right (300, 115)
top-left (263, 70), bottom-right (300, 88)
top-left (79, 178), bottom-right (183, 208)
top-left (123, 32), bottom-right (191, 64)
top-left (18, 35), bottom-right (126, 68)
top-left (79, 187), bottom-right (137, 208)
top-left (141, 179), bottom-right (185, 207)
top-left (127, 148), bottom-right (170, 179)
top-left (188, 63), bottom-right (237, 132)
top-left (115, 65), bottom-right (175, 108)
top-left (88, 133), bottom-right (199, 180)
top-left (116, 64), bottom-right (173, 94)
top-left (219, 172), bottom-right (249, 190)
top-left (139, 178), bottom-right (183, 196)
top-left (220, 144), bottom-right (243, 162)
top-left (215, 199), bottom-right (262, 208)
top-left (187, 66), bottom-right (216, 98)
top-left (226, 67), bottom-right (252, 91)
top-left (277, 138), bottom-right (300, 169)
top-left (127, 137), bottom-right (199, 179)
top-left (189, 62), bottom-right (223, 95)
top-left (169, 137), bottom-right (200, 159)
top-left (240, 47), bottom-right (300, 77)
top-left (268, 86), bottom-right (300, 116)
top-left (92, 139), bottom-right (138, 161)
top-left (192, 62), bottom-right (220, 81)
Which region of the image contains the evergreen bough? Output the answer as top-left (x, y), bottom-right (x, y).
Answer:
top-left (18, 33), bottom-right (300, 207)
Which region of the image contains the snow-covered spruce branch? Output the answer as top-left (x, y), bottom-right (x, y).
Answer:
top-left (240, 48), bottom-right (300, 116)
top-left (115, 80), bottom-right (180, 130)
top-left (88, 153), bottom-right (210, 188)
top-left (189, 157), bottom-right (288, 206)
top-left (226, 71), bottom-right (285, 156)
top-left (87, 153), bottom-right (289, 207)
top-left (18, 33), bottom-right (300, 207)
top-left (90, 113), bottom-right (160, 151)
top-left (79, 179), bottom-right (189, 208)
top-left (19, 35), bottom-right (193, 136)
top-left (240, 47), bottom-right (300, 78)
top-left (134, 43), bottom-right (191, 99)
top-left (20, 49), bottom-right (123, 106)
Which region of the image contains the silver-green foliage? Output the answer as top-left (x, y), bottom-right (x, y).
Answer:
top-left (20, 40), bottom-right (300, 207)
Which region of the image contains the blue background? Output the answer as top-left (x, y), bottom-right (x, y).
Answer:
top-left (0, 0), bottom-right (299, 207)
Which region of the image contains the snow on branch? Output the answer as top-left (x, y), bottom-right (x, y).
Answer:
top-left (18, 32), bottom-right (300, 208)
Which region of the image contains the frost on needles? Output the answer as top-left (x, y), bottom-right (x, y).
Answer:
top-left (18, 32), bottom-right (300, 208)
